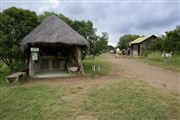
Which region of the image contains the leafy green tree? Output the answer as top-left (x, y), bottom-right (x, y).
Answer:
top-left (96, 32), bottom-right (109, 53)
top-left (148, 26), bottom-right (180, 54)
top-left (117, 34), bottom-right (139, 50)
top-left (162, 26), bottom-right (180, 53)
top-left (39, 11), bottom-right (74, 27)
top-left (0, 7), bottom-right (39, 71)
top-left (107, 45), bottom-right (114, 51)
top-left (148, 37), bottom-right (163, 51)
top-left (39, 11), bottom-right (58, 21)
top-left (88, 32), bottom-right (109, 56)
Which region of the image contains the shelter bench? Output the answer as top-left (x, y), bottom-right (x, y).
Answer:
top-left (6, 72), bottom-right (26, 83)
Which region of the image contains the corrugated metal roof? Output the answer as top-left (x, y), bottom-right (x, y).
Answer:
top-left (129, 35), bottom-right (155, 45)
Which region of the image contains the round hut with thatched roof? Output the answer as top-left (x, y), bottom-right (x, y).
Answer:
top-left (21, 15), bottom-right (89, 77)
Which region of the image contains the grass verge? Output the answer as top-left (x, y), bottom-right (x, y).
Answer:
top-left (0, 62), bottom-right (11, 86)
top-left (0, 79), bottom-right (179, 120)
top-left (135, 52), bottom-right (180, 72)
top-left (83, 56), bottom-right (110, 76)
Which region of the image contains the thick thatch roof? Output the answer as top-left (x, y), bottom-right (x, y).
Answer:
top-left (21, 15), bottom-right (89, 48)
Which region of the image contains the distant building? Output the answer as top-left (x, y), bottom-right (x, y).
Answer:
top-left (129, 35), bottom-right (157, 56)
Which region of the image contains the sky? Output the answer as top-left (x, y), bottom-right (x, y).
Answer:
top-left (0, 0), bottom-right (180, 46)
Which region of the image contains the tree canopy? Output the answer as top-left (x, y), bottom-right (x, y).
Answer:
top-left (117, 34), bottom-right (139, 50)
top-left (91, 32), bottom-right (109, 55)
top-left (0, 7), bottom-right (39, 71)
top-left (107, 45), bottom-right (115, 51)
top-left (163, 26), bottom-right (180, 53)
top-left (0, 8), bottom-right (109, 71)
top-left (148, 26), bottom-right (180, 53)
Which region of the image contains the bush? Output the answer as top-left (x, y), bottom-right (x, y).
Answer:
top-left (0, 68), bottom-right (11, 85)
top-left (148, 38), bottom-right (163, 51)
top-left (144, 51), bottom-right (180, 71)
top-left (168, 55), bottom-right (180, 67)
top-left (143, 50), bottom-right (151, 57)
top-left (83, 57), bottom-right (110, 76)
top-left (146, 52), bottom-right (163, 62)
top-left (0, 61), bottom-right (3, 68)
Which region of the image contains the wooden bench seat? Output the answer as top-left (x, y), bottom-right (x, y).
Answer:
top-left (6, 72), bottom-right (26, 83)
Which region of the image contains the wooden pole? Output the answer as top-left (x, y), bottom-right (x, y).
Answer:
top-left (75, 47), bottom-right (85, 75)
top-left (29, 54), bottom-right (35, 77)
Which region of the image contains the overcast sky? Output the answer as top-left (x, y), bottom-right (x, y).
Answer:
top-left (0, 0), bottom-right (179, 46)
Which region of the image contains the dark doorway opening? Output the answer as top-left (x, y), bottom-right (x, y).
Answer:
top-left (138, 45), bottom-right (140, 56)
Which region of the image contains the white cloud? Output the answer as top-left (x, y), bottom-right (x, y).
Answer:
top-left (1, 0), bottom-right (60, 14)
top-left (1, 0), bottom-right (179, 46)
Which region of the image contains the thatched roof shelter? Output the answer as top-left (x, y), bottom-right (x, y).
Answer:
top-left (21, 15), bottom-right (88, 49)
top-left (21, 15), bottom-right (89, 77)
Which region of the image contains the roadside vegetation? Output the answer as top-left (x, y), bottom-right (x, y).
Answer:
top-left (0, 79), bottom-right (179, 120)
top-left (136, 52), bottom-right (180, 72)
top-left (141, 26), bottom-right (180, 71)
top-left (0, 61), bottom-right (11, 85)
top-left (117, 26), bottom-right (180, 71)
top-left (83, 56), bottom-right (110, 76)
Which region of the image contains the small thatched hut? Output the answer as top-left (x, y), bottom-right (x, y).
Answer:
top-left (21, 15), bottom-right (89, 77)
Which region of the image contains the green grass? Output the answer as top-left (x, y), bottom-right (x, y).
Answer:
top-left (0, 80), bottom-right (179, 120)
top-left (0, 61), bottom-right (11, 85)
top-left (0, 85), bottom-right (77, 120)
top-left (83, 56), bottom-right (110, 76)
top-left (0, 70), bottom-right (10, 85)
top-left (81, 80), bottom-right (179, 120)
top-left (137, 52), bottom-right (180, 72)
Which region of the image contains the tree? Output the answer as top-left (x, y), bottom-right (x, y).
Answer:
top-left (117, 34), bottom-right (139, 50)
top-left (148, 26), bottom-right (180, 54)
top-left (96, 32), bottom-right (109, 53)
top-left (39, 11), bottom-right (58, 21)
top-left (0, 7), bottom-right (39, 71)
top-left (148, 37), bottom-right (164, 51)
top-left (162, 26), bottom-right (180, 53)
top-left (107, 45), bottom-right (114, 51)
top-left (39, 11), bottom-right (74, 27)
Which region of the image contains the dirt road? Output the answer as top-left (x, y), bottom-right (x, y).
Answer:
top-left (104, 54), bottom-right (180, 92)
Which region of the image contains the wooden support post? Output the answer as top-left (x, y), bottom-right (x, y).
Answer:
top-left (75, 47), bottom-right (85, 75)
top-left (49, 59), bottom-right (53, 71)
top-left (29, 54), bottom-right (35, 77)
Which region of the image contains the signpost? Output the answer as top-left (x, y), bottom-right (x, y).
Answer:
top-left (32, 52), bottom-right (38, 60)
top-left (31, 47), bottom-right (39, 61)
top-left (31, 48), bottom-right (39, 52)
